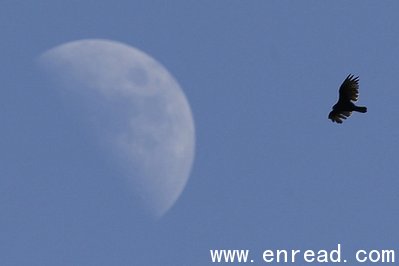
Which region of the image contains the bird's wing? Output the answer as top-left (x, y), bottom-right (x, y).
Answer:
top-left (338, 74), bottom-right (360, 102)
top-left (328, 110), bottom-right (352, 124)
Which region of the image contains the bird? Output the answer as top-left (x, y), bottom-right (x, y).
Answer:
top-left (328, 74), bottom-right (367, 124)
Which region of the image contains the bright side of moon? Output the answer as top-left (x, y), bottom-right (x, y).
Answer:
top-left (38, 39), bottom-right (195, 218)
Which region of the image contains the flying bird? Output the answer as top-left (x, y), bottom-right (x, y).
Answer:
top-left (328, 74), bottom-right (367, 124)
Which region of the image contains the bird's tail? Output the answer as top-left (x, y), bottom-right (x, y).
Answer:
top-left (354, 106), bottom-right (367, 113)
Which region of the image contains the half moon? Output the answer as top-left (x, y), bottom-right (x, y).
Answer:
top-left (38, 39), bottom-right (195, 218)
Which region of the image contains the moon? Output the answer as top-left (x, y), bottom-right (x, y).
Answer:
top-left (38, 39), bottom-right (195, 218)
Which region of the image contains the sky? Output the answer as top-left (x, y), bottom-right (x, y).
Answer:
top-left (2, 1), bottom-right (399, 265)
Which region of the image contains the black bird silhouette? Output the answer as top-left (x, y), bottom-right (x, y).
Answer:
top-left (328, 74), bottom-right (367, 124)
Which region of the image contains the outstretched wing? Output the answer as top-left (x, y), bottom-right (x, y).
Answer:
top-left (338, 74), bottom-right (359, 103)
top-left (328, 110), bottom-right (352, 124)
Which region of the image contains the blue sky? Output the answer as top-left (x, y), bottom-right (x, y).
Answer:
top-left (2, 1), bottom-right (399, 265)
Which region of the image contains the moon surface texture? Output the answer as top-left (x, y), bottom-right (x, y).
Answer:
top-left (38, 39), bottom-right (195, 218)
